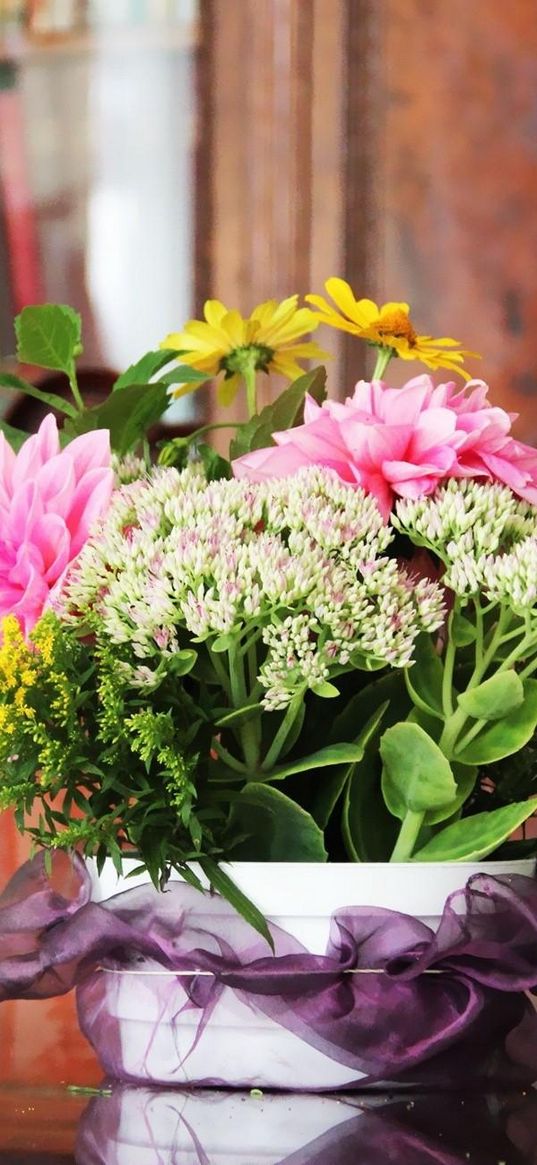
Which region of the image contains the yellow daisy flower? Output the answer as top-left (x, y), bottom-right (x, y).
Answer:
top-left (306, 278), bottom-right (478, 380)
top-left (161, 295), bottom-right (326, 414)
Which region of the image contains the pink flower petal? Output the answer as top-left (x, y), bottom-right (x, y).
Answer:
top-left (35, 455), bottom-right (76, 519)
top-left (29, 513), bottom-right (71, 584)
top-left (0, 412), bottom-right (113, 636)
top-left (65, 429), bottom-right (111, 477)
top-left (66, 467), bottom-right (115, 556)
top-left (11, 414), bottom-right (60, 491)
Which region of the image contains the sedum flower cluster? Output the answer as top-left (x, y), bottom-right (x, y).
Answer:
top-left (394, 478), bottom-right (537, 615)
top-left (60, 465), bottom-right (445, 711)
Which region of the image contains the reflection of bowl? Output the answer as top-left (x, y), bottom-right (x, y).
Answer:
top-left (75, 1087), bottom-right (361, 1165)
top-left (75, 1087), bottom-right (537, 1165)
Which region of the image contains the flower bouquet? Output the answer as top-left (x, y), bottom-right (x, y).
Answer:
top-left (1, 286), bottom-right (537, 1089)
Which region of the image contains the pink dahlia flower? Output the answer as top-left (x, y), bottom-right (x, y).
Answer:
top-left (233, 375), bottom-right (537, 518)
top-left (0, 415), bottom-right (114, 635)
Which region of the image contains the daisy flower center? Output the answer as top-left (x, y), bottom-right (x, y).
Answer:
top-left (375, 309), bottom-right (418, 347)
top-left (220, 343), bottom-right (275, 377)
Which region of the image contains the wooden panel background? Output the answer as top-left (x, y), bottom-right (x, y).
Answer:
top-left (2, 0), bottom-right (537, 1084)
top-left (378, 0), bottom-right (537, 436)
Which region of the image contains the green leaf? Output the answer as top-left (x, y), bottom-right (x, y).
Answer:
top-left (456, 679), bottom-right (537, 764)
top-left (451, 611), bottom-right (477, 646)
top-left (228, 783), bottom-right (327, 862)
top-left (424, 763), bottom-right (477, 825)
top-left (64, 381), bottom-right (169, 453)
top-left (0, 370), bottom-right (78, 417)
top-left (457, 671), bottom-right (524, 722)
top-left (311, 680), bottom-right (340, 699)
top-left (229, 366), bottom-right (327, 460)
top-left (158, 365), bottom-right (210, 389)
top-left (405, 633), bottom-right (444, 718)
top-left (267, 741), bottom-right (368, 782)
top-left (312, 701), bottom-right (389, 830)
top-left (112, 348), bottom-right (176, 390)
top-left (381, 722), bottom-right (457, 819)
top-left (0, 419), bottom-right (28, 450)
top-left (198, 857), bottom-right (274, 950)
top-left (329, 671), bottom-right (411, 747)
top-left (332, 674), bottom-right (410, 860)
top-left (407, 705), bottom-right (442, 741)
top-left (211, 633), bottom-right (236, 654)
top-left (167, 649), bottom-right (198, 677)
top-left (412, 799), bottom-right (537, 861)
top-left (215, 703), bottom-right (261, 729)
top-left (196, 443), bottom-right (232, 481)
top-left (15, 304), bottom-right (82, 376)
top-left (342, 743), bottom-right (398, 861)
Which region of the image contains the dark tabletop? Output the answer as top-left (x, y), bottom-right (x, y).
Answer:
top-left (0, 1085), bottom-right (536, 1164)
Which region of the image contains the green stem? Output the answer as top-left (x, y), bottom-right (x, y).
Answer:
top-left (210, 650), bottom-right (232, 697)
top-left (454, 717), bottom-right (487, 755)
top-left (519, 656), bottom-right (537, 681)
top-left (228, 644), bottom-right (247, 707)
top-left (439, 607), bottom-right (511, 756)
top-left (247, 641), bottom-right (260, 695)
top-left (390, 809), bottom-right (425, 862)
top-left (68, 365), bottom-right (85, 412)
top-left (439, 608), bottom-right (528, 757)
top-left (371, 346), bottom-right (395, 380)
top-left (441, 610), bottom-right (457, 718)
top-left (261, 690), bottom-right (305, 772)
top-left (228, 644), bottom-right (259, 772)
top-left (242, 363), bottom-right (258, 419)
top-left (212, 741), bottom-right (247, 773)
top-left (190, 421), bottom-right (238, 438)
top-left (455, 633), bottom-right (537, 754)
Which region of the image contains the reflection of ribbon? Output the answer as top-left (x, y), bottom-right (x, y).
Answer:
top-left (1, 853), bottom-right (537, 1087)
top-left (76, 1087), bottom-right (537, 1165)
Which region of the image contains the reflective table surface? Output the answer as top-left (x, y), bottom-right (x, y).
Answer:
top-left (0, 1085), bottom-right (536, 1164)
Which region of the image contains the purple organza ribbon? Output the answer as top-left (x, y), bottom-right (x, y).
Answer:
top-left (1, 854), bottom-right (537, 1086)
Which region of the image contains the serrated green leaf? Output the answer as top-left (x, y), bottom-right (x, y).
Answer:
top-left (112, 348), bottom-right (176, 390)
top-left (198, 857), bottom-right (274, 950)
top-left (0, 370), bottom-right (78, 417)
top-left (228, 783), bottom-right (327, 862)
top-left (456, 679), bottom-right (537, 764)
top-left (457, 671), bottom-right (524, 722)
top-left (0, 419), bottom-right (28, 450)
top-left (64, 381), bottom-right (169, 453)
top-left (381, 722), bottom-right (457, 819)
top-left (158, 365), bottom-right (210, 388)
top-left (413, 799), bottom-right (537, 861)
top-left (405, 633), bottom-right (444, 718)
top-left (15, 304), bottom-right (82, 375)
top-left (229, 366), bottom-right (327, 460)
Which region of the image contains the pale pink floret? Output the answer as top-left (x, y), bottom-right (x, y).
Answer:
top-left (0, 414), bottom-right (114, 635)
top-left (233, 374), bottom-right (537, 518)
